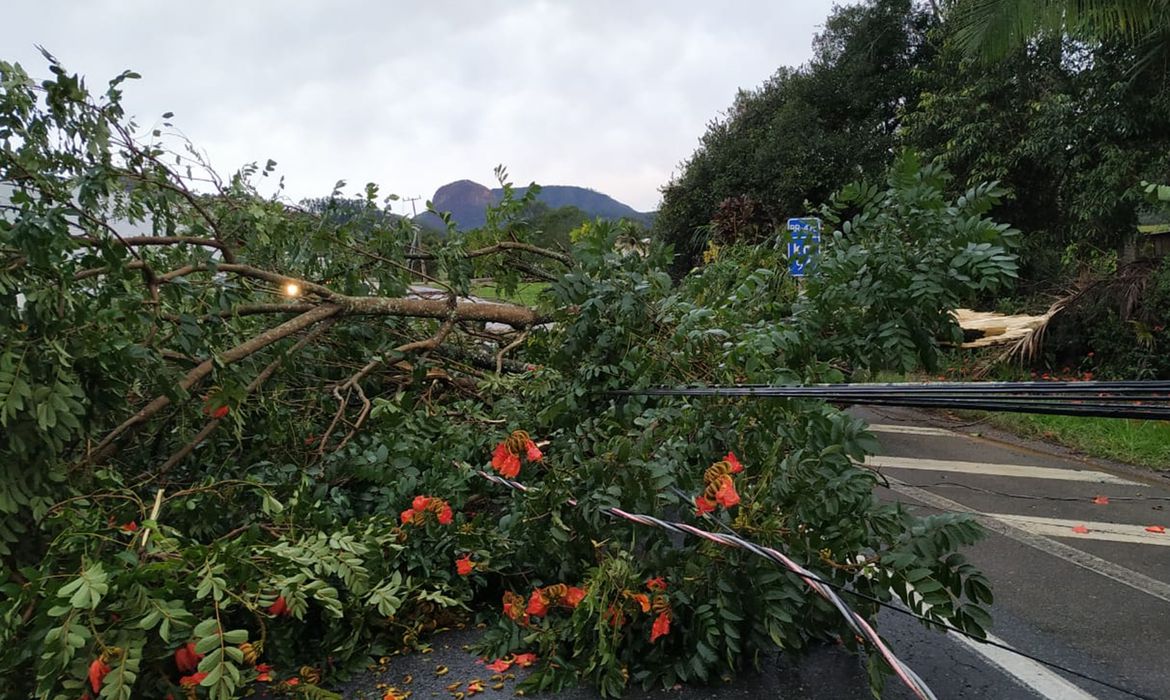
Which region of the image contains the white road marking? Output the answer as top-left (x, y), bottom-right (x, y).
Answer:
top-left (988, 513), bottom-right (1170, 547)
top-left (950, 630), bottom-right (1100, 700)
top-left (886, 478), bottom-right (1170, 605)
top-left (864, 455), bottom-right (1141, 485)
top-left (868, 423), bottom-right (956, 437)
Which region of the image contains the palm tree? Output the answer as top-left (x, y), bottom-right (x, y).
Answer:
top-left (949, 0), bottom-right (1169, 71)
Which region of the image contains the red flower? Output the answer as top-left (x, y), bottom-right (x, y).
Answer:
top-left (694, 495), bottom-right (716, 516)
top-left (492, 443), bottom-right (521, 479)
top-left (725, 451), bottom-right (743, 473)
top-left (175, 642), bottom-right (203, 674)
top-left (485, 658), bottom-right (512, 673)
top-left (438, 504), bottom-right (454, 525)
top-left (256, 663), bottom-right (273, 682)
top-left (400, 509), bottom-right (416, 525)
top-left (714, 476), bottom-right (740, 508)
top-left (412, 495), bottom-right (431, 512)
top-left (88, 658), bottom-right (110, 693)
top-left (456, 555), bottom-right (474, 576)
top-left (525, 440), bottom-right (543, 462)
top-left (304, 434), bottom-right (317, 446)
top-left (605, 605), bottom-right (625, 628)
top-left (526, 589), bottom-right (549, 617)
top-left (267, 595), bottom-right (290, 617)
top-left (631, 593), bottom-right (650, 613)
top-left (650, 612), bottom-right (671, 642)
top-left (284, 677), bottom-right (300, 686)
top-left (120, 521), bottom-right (139, 533)
top-left (179, 671), bottom-right (208, 687)
top-left (512, 652), bottom-right (537, 667)
top-left (203, 400), bottom-right (229, 419)
top-left (645, 577), bottom-right (667, 591)
top-left (502, 591), bottom-right (528, 624)
top-left (563, 586), bottom-right (587, 608)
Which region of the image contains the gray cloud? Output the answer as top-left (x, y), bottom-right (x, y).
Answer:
top-left (7, 0), bottom-right (842, 212)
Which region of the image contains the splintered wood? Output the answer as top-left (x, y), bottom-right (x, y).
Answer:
top-left (953, 308), bottom-right (1052, 348)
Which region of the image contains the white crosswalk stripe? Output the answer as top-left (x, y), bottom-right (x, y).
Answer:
top-left (988, 513), bottom-right (1170, 547)
top-left (863, 455), bottom-right (1142, 485)
top-left (868, 423), bottom-right (956, 437)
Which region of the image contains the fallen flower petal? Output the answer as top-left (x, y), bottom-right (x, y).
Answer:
top-left (1091, 496), bottom-right (1109, 505)
top-left (484, 659), bottom-right (512, 673)
top-left (1146, 525), bottom-right (1166, 534)
top-left (1072, 525), bottom-right (1090, 534)
top-left (511, 653), bottom-right (537, 667)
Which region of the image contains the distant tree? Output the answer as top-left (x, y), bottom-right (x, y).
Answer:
top-left (654, 0), bottom-right (934, 277)
top-left (902, 16), bottom-right (1170, 286)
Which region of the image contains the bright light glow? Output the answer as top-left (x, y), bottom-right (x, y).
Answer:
top-left (284, 282), bottom-right (300, 297)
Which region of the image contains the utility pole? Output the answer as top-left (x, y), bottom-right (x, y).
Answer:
top-left (402, 196), bottom-right (425, 279)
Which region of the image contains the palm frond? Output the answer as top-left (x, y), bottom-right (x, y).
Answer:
top-left (950, 0), bottom-right (1170, 59)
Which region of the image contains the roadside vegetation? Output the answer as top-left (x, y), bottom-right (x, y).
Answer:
top-left (979, 414), bottom-right (1170, 470)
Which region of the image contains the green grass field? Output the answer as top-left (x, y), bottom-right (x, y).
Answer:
top-left (980, 413), bottom-right (1170, 470)
top-left (470, 281), bottom-right (548, 306)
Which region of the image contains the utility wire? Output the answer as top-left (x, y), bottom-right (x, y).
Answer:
top-left (477, 471), bottom-right (1158, 700)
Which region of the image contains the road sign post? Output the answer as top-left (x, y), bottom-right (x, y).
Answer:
top-left (786, 217), bottom-right (821, 278)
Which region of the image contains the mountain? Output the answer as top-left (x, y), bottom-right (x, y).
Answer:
top-left (414, 180), bottom-right (654, 231)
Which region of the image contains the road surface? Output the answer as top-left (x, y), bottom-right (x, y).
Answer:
top-left (336, 407), bottom-right (1170, 699)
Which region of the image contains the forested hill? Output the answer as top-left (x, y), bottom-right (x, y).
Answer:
top-left (414, 179), bottom-right (654, 231)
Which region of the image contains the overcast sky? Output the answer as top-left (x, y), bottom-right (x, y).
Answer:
top-left (7, 1), bottom-right (842, 213)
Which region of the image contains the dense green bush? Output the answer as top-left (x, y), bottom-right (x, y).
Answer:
top-left (2, 58), bottom-right (1005, 699)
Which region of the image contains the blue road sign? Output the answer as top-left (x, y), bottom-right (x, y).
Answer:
top-left (786, 217), bottom-right (821, 277)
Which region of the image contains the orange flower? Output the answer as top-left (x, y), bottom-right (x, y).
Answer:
top-left (437, 504), bottom-right (454, 525)
top-left (456, 555), bottom-right (474, 576)
top-left (526, 589), bottom-right (549, 617)
top-left (512, 652), bottom-right (537, 667)
top-left (88, 658), bottom-right (110, 693)
top-left (412, 495), bottom-right (431, 512)
top-left (525, 440), bottom-right (543, 462)
top-left (492, 442), bottom-right (522, 479)
top-left (605, 605), bottom-right (625, 628)
top-left (630, 592), bottom-right (650, 613)
top-left (645, 577), bottom-right (667, 591)
top-left (694, 495), bottom-right (715, 516)
top-left (179, 671), bottom-right (208, 687)
top-left (725, 451), bottom-right (743, 473)
top-left (563, 586), bottom-right (587, 608)
top-left (285, 677), bottom-right (300, 686)
top-left (256, 663), bottom-right (273, 682)
top-left (267, 595), bottom-right (290, 617)
top-left (502, 591), bottom-right (527, 624)
top-left (650, 612), bottom-right (671, 642)
top-left (714, 476), bottom-right (739, 508)
top-left (174, 642), bottom-right (202, 674)
top-left (400, 509), bottom-right (416, 525)
top-left (120, 521), bottom-right (139, 533)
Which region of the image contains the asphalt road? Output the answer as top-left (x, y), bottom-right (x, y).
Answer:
top-left (333, 407), bottom-right (1170, 699)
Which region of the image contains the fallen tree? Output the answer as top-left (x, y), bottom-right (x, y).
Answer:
top-left (1, 57), bottom-right (1011, 699)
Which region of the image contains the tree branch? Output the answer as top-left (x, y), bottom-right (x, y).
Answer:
top-left (88, 304), bottom-right (342, 463)
top-left (405, 241), bottom-right (572, 265)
